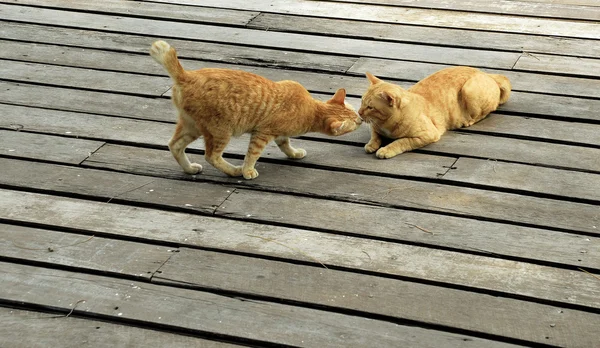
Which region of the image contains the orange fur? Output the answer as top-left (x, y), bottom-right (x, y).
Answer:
top-left (359, 67), bottom-right (511, 159)
top-left (150, 41), bottom-right (361, 179)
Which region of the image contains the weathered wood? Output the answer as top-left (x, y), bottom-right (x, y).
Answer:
top-left (464, 114), bottom-right (600, 147)
top-left (4, 97), bottom-right (600, 176)
top-left (506, 0), bottom-right (600, 6)
top-left (0, 156), bottom-right (232, 214)
top-left (147, 0), bottom-right (600, 39)
top-left (4, 0), bottom-right (259, 25)
top-left (0, 27), bottom-right (357, 74)
top-left (0, 60), bottom-right (171, 97)
top-left (348, 57), bottom-right (600, 98)
top-left (248, 13), bottom-right (600, 58)
top-left (0, 307), bottom-right (244, 348)
top-left (217, 189), bottom-right (599, 269)
top-left (309, 125), bottom-right (600, 173)
top-left (82, 144), bottom-right (600, 235)
top-left (0, 224), bottom-right (172, 279)
top-left (0, 81), bottom-right (174, 122)
top-left (0, 3), bottom-right (521, 68)
top-left (156, 248), bottom-right (600, 347)
top-left (0, 129), bottom-right (104, 164)
top-left (445, 157), bottom-right (600, 202)
top-left (0, 262), bottom-right (516, 348)
top-left (2, 189), bottom-right (599, 311)
top-left (514, 53), bottom-right (600, 78)
top-left (316, 0), bottom-right (600, 20)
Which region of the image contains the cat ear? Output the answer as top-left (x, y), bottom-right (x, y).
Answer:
top-left (330, 120), bottom-right (347, 135)
top-left (379, 91), bottom-right (396, 107)
top-left (366, 72), bottom-right (383, 85)
top-left (327, 88), bottom-right (347, 105)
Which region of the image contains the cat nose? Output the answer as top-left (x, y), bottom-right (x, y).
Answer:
top-left (358, 108), bottom-right (364, 116)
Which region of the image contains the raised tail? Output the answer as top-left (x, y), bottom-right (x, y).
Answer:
top-left (150, 40), bottom-right (185, 83)
top-left (489, 73), bottom-right (511, 105)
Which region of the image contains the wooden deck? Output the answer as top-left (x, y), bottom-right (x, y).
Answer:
top-left (1, 0), bottom-right (599, 347)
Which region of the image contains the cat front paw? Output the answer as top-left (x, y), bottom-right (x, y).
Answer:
top-left (243, 168), bottom-right (259, 180)
top-left (365, 142), bottom-right (381, 154)
top-left (184, 163), bottom-right (203, 174)
top-left (289, 148), bottom-right (307, 159)
top-left (376, 147), bottom-right (400, 159)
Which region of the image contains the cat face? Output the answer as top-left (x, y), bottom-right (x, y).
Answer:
top-left (358, 72), bottom-right (402, 124)
top-left (325, 88), bottom-right (363, 136)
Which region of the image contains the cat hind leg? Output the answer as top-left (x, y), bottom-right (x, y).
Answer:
top-left (242, 133), bottom-right (275, 180)
top-left (275, 136), bottom-right (306, 159)
top-left (460, 74), bottom-right (500, 126)
top-left (169, 121), bottom-right (202, 174)
top-left (204, 133), bottom-right (243, 177)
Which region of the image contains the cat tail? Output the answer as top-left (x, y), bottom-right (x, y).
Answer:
top-left (489, 74), bottom-right (511, 105)
top-left (150, 40), bottom-right (185, 83)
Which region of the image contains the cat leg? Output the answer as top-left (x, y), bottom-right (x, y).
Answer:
top-left (376, 132), bottom-right (441, 159)
top-left (275, 136), bottom-right (306, 159)
top-left (169, 121), bottom-right (201, 174)
top-left (242, 133), bottom-right (275, 180)
top-left (204, 133), bottom-right (243, 177)
top-left (364, 126), bottom-right (382, 153)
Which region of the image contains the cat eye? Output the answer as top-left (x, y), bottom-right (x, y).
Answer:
top-left (366, 106), bottom-right (373, 110)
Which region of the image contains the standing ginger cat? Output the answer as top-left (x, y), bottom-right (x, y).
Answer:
top-left (358, 67), bottom-right (511, 159)
top-left (150, 40), bottom-right (362, 179)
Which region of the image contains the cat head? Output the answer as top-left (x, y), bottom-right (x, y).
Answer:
top-left (323, 88), bottom-right (363, 136)
top-left (358, 72), bottom-right (408, 123)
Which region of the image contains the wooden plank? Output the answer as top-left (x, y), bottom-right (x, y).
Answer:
top-left (0, 82), bottom-right (174, 122)
top-left (307, 126), bottom-right (600, 173)
top-left (147, 0), bottom-right (600, 39)
top-left (3, 36), bottom-right (599, 121)
top-left (0, 60), bottom-right (171, 97)
top-left (0, 103), bottom-right (455, 179)
top-left (506, 0), bottom-right (600, 6)
top-left (81, 144), bottom-right (600, 235)
top-left (0, 129), bottom-right (104, 164)
top-left (316, 0), bottom-right (600, 20)
top-left (0, 3), bottom-right (521, 68)
top-left (0, 262), bottom-right (516, 348)
top-left (216, 189), bottom-right (599, 269)
top-left (514, 53), bottom-right (600, 78)
top-left (463, 114), bottom-right (600, 147)
top-left (0, 156), bottom-right (232, 215)
top-left (4, 0), bottom-right (259, 26)
top-left (155, 248), bottom-right (600, 347)
top-left (248, 13), bottom-right (600, 59)
top-left (445, 157), bottom-right (600, 202)
top-left (0, 26), bottom-right (357, 74)
top-left (1, 189), bottom-right (599, 310)
top-left (347, 57), bottom-right (600, 99)
top-left (0, 224), bottom-right (172, 279)
top-left (0, 307), bottom-right (244, 348)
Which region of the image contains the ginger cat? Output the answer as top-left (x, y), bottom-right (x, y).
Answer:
top-left (358, 67), bottom-right (511, 159)
top-left (150, 40), bottom-right (361, 179)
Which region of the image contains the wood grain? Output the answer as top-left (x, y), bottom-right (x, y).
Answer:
top-left (0, 307), bottom-right (244, 348)
top-left (1, 262), bottom-right (516, 348)
top-left (1, 189), bottom-right (599, 310)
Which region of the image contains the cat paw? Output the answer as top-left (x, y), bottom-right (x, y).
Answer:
top-left (376, 147), bottom-right (399, 159)
top-left (243, 168), bottom-right (259, 180)
top-left (184, 163), bottom-right (203, 174)
top-left (365, 142), bottom-right (381, 154)
top-left (230, 166), bottom-right (243, 177)
top-left (289, 148), bottom-right (307, 159)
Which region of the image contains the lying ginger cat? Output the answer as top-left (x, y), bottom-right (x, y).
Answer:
top-left (150, 40), bottom-right (362, 179)
top-left (358, 67), bottom-right (511, 159)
